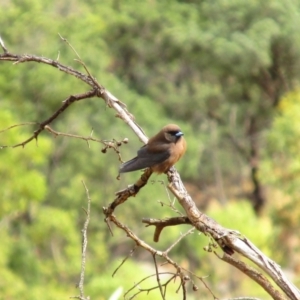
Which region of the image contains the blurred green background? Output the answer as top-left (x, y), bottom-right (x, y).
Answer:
top-left (1, 0), bottom-right (300, 299)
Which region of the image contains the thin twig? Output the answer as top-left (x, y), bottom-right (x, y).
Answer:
top-left (0, 90), bottom-right (97, 149)
top-left (0, 122), bottom-right (37, 134)
top-left (70, 180), bottom-right (91, 300)
top-left (112, 246), bottom-right (137, 277)
top-left (126, 272), bottom-right (177, 300)
top-left (153, 254), bottom-right (165, 300)
top-left (180, 267), bottom-right (218, 299)
top-left (0, 36), bottom-right (8, 53)
top-left (59, 33), bottom-right (81, 59)
top-left (164, 227), bottom-right (195, 254)
top-left (58, 34), bottom-right (99, 88)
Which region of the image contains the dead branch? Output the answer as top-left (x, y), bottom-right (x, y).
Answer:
top-left (0, 48), bottom-right (145, 145)
top-left (0, 90), bottom-right (97, 148)
top-left (71, 181), bottom-right (91, 300)
top-left (219, 253), bottom-right (286, 300)
top-left (142, 216), bottom-right (191, 242)
top-left (106, 213), bottom-right (214, 299)
top-left (44, 125), bottom-right (125, 161)
top-left (104, 167), bottom-right (153, 216)
top-left (1, 38), bottom-right (299, 300)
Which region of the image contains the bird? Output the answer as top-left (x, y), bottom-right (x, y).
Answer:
top-left (119, 124), bottom-right (186, 174)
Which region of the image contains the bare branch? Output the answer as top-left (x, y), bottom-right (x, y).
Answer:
top-left (104, 168), bottom-right (153, 215)
top-left (105, 213), bottom-right (191, 298)
top-left (1, 39), bottom-right (299, 299)
top-left (166, 169), bottom-right (300, 299)
top-left (71, 181), bottom-right (91, 300)
top-left (58, 34), bottom-right (101, 89)
top-left (45, 125), bottom-right (125, 161)
top-left (0, 39), bottom-right (147, 148)
top-left (0, 122), bottom-right (37, 134)
top-left (112, 246), bottom-right (137, 277)
top-left (219, 253), bottom-right (286, 300)
top-left (164, 227), bottom-right (195, 254)
top-left (0, 90), bottom-right (97, 149)
top-left (59, 33), bottom-right (82, 60)
top-left (142, 216), bottom-right (191, 242)
top-left (179, 267), bottom-right (218, 299)
top-left (124, 272), bottom-right (177, 299)
top-left (0, 36), bottom-right (8, 53)
top-left (152, 254), bottom-right (166, 300)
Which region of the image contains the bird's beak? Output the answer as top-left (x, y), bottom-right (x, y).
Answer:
top-left (175, 131), bottom-right (184, 137)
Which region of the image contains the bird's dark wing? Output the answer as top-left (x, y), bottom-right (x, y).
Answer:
top-left (137, 145), bottom-right (170, 164)
top-left (119, 145), bottom-right (170, 173)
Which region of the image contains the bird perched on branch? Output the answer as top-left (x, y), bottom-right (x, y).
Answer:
top-left (119, 124), bottom-right (186, 174)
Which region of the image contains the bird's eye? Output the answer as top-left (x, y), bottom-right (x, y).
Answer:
top-left (168, 130), bottom-right (179, 135)
top-left (164, 128), bottom-right (184, 142)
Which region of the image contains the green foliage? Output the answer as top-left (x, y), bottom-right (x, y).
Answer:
top-left (0, 109), bottom-right (51, 216)
top-left (260, 90), bottom-right (300, 265)
top-left (261, 89), bottom-right (300, 195)
top-left (104, 0), bottom-right (300, 189)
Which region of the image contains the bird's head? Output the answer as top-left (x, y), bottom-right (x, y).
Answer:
top-left (163, 124), bottom-right (184, 143)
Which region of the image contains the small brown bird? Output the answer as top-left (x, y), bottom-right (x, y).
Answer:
top-left (119, 124), bottom-right (186, 174)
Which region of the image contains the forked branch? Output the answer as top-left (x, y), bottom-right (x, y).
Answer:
top-left (1, 38), bottom-right (299, 300)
